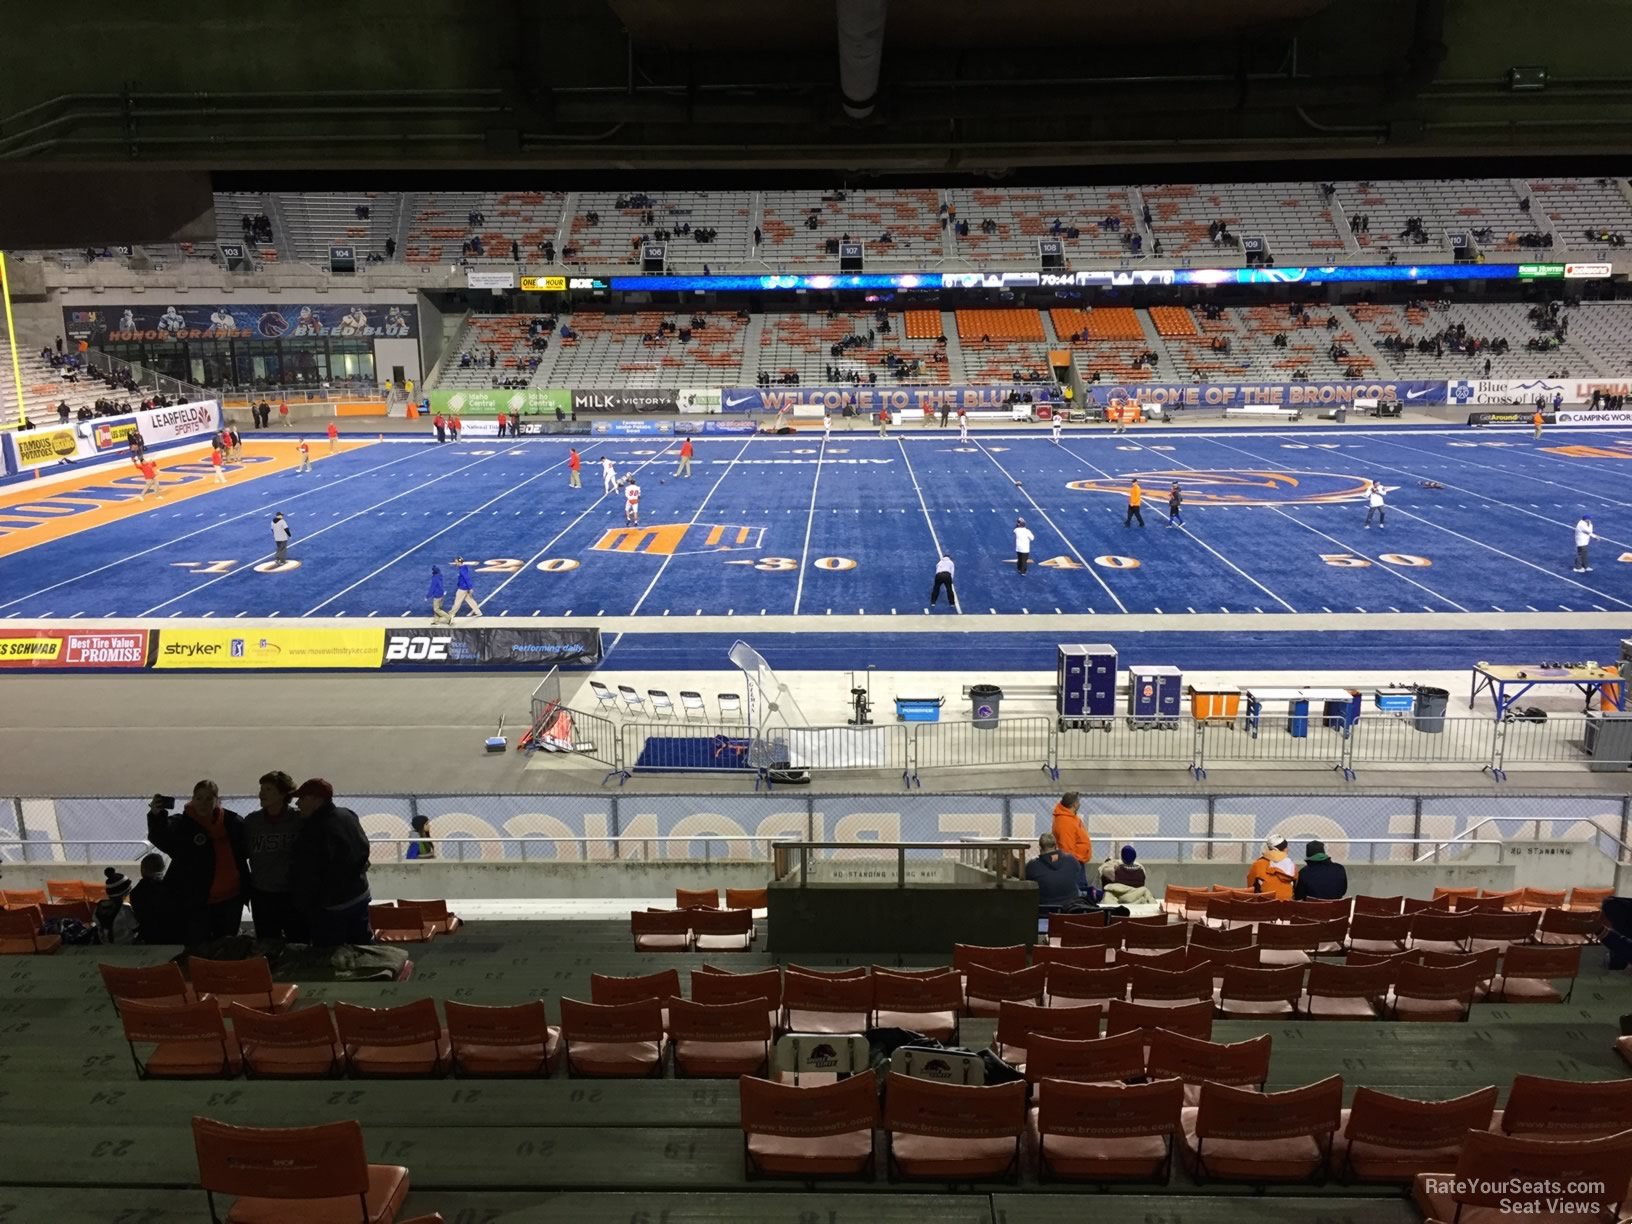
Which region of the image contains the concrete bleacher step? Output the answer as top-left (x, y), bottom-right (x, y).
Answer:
top-left (1331, 306), bottom-right (1397, 379)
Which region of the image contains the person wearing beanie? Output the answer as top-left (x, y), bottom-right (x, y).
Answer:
top-left (427, 566), bottom-right (452, 624)
top-left (145, 780), bottom-right (249, 944)
top-left (95, 867), bottom-right (140, 946)
top-left (289, 779), bottom-right (373, 946)
top-left (243, 771), bottom-right (306, 941)
top-left (128, 852), bottom-right (183, 945)
top-left (407, 815), bottom-right (437, 861)
top-left (1247, 835), bottom-right (1298, 901)
top-left (1099, 844), bottom-right (1156, 905)
top-left (1293, 841), bottom-right (1348, 901)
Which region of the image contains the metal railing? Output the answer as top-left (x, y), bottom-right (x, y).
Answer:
top-left (525, 700), bottom-right (1628, 789)
top-left (772, 839), bottom-right (1033, 887)
top-left (83, 349), bottom-right (210, 404)
top-left (1413, 815), bottom-right (1632, 864)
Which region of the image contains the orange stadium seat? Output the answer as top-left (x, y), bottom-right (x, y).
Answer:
top-left (740, 1073), bottom-right (877, 1179)
top-left (1182, 1076), bottom-right (1343, 1185)
top-left (1467, 909), bottom-right (1541, 952)
top-left (724, 887), bottom-right (768, 913)
top-left (674, 888), bottom-right (720, 910)
top-left (1412, 1128), bottom-right (1632, 1223)
top-left (1352, 895), bottom-right (1405, 916)
top-left (1347, 912), bottom-right (1412, 955)
top-left (884, 1073), bottom-right (1027, 1182)
top-left (99, 962), bottom-right (196, 1011)
top-left (691, 966), bottom-right (782, 1031)
top-left (1148, 305), bottom-right (1200, 338)
top-left (1033, 943), bottom-right (1112, 971)
top-left (120, 999), bottom-right (243, 1079)
top-left (335, 1000), bottom-right (451, 1078)
top-left (963, 963), bottom-right (1047, 1018)
top-left (1036, 1076), bottom-right (1185, 1184)
top-left (1025, 1030), bottom-right (1148, 1093)
top-left (230, 1002), bottom-right (346, 1079)
top-left (0, 908), bottom-right (59, 955)
top-left (630, 908), bottom-right (691, 952)
top-left (591, 968), bottom-right (680, 1017)
top-left (368, 904), bottom-right (436, 944)
top-left (1120, 921), bottom-right (1188, 955)
top-left (1189, 923), bottom-right (1254, 952)
top-left (396, 899), bottom-right (461, 935)
top-left (1494, 1073), bottom-right (1632, 1139)
top-left (1409, 911), bottom-right (1472, 955)
top-left (1046, 962), bottom-right (1129, 1009)
top-left (667, 997), bottom-right (773, 1078)
top-left (1, 889), bottom-right (46, 908)
top-left (558, 997), bottom-right (664, 1078)
top-left (1490, 943), bottom-right (1582, 1003)
top-left (689, 907), bottom-right (754, 952)
top-left (991, 1000), bottom-right (1103, 1069)
top-left (192, 956), bottom-right (301, 1014)
top-left (1106, 999), bottom-right (1214, 1044)
top-left (1128, 963), bottom-right (1214, 1008)
top-left (1148, 1030), bottom-right (1272, 1107)
top-left (445, 999), bottom-right (561, 1077)
top-left (1536, 906), bottom-right (1603, 945)
top-left (1386, 958), bottom-right (1481, 1022)
top-left (1333, 1084), bottom-right (1498, 1184)
top-left (1567, 886), bottom-right (1612, 912)
top-left (781, 970), bottom-right (873, 1034)
top-left (952, 942), bottom-right (1029, 975)
top-left (1117, 947), bottom-right (1188, 971)
top-left (1300, 959), bottom-right (1393, 1020)
top-left (870, 969), bottom-right (961, 1042)
top-left (1216, 965), bottom-right (1304, 1019)
top-left (192, 1116), bottom-right (412, 1224)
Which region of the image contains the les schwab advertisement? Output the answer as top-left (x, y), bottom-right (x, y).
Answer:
top-left (154, 629), bottom-right (385, 670)
top-left (0, 630), bottom-right (151, 669)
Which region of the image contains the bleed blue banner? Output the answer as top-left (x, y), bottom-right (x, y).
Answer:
top-left (1081, 379), bottom-right (1447, 409)
top-left (722, 386), bottom-right (1056, 413)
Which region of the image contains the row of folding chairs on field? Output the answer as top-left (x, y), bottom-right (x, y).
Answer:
top-left (739, 1056), bottom-right (1632, 1203)
top-left (1043, 904), bottom-right (1604, 955)
top-left (587, 681), bottom-right (743, 722)
top-left (1161, 883), bottom-right (1613, 922)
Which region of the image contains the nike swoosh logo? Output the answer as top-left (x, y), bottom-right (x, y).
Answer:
top-left (723, 393), bottom-right (758, 409)
top-left (1405, 387), bottom-right (1435, 399)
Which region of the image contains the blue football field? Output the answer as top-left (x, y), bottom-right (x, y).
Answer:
top-left (2, 423), bottom-right (1629, 670)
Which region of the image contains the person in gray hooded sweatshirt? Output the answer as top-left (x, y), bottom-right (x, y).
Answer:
top-left (242, 770), bottom-right (306, 941)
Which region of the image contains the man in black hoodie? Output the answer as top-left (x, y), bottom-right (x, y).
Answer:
top-left (1293, 840), bottom-right (1348, 901)
top-left (1024, 833), bottom-right (1083, 908)
top-left (289, 778), bottom-right (373, 946)
top-left (145, 780), bottom-right (249, 943)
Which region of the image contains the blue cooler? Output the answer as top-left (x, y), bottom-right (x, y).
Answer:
top-left (1374, 687), bottom-right (1415, 715)
top-left (895, 696), bottom-right (944, 723)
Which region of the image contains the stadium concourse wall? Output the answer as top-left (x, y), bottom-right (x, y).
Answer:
top-left (3, 792), bottom-right (1628, 899)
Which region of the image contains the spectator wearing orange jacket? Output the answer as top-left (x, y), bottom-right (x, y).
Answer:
top-left (1247, 835), bottom-right (1298, 900)
top-left (1050, 791), bottom-right (1092, 865)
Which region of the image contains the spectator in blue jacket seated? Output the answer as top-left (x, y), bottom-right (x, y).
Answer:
top-left (1025, 833), bottom-right (1083, 908)
top-left (1293, 840), bottom-right (1348, 900)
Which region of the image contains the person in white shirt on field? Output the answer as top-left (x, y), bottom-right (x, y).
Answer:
top-left (624, 478), bottom-right (642, 526)
top-left (1014, 517), bottom-right (1036, 575)
top-left (1364, 481), bottom-right (1386, 528)
top-left (958, 408), bottom-right (969, 442)
top-left (929, 550), bottom-right (957, 609)
top-left (601, 456), bottom-right (618, 494)
top-left (1051, 413), bottom-right (1063, 444)
top-left (1574, 515), bottom-right (1596, 572)
top-left (823, 411), bottom-right (831, 441)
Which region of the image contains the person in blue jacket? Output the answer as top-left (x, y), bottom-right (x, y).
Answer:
top-left (427, 566), bottom-right (452, 623)
top-left (450, 556), bottom-right (483, 618)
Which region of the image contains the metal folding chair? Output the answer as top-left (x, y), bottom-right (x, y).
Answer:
top-left (649, 690), bottom-right (676, 720)
top-left (718, 693), bottom-right (743, 722)
top-left (680, 691), bottom-right (708, 721)
top-left (619, 686), bottom-right (646, 717)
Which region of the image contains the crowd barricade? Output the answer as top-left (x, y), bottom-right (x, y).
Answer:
top-left (909, 717), bottom-right (1055, 787)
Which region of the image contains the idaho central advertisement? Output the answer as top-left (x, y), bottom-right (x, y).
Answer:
top-left (154, 628), bottom-right (384, 670)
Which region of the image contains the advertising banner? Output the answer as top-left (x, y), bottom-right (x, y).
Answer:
top-left (572, 390), bottom-right (680, 414)
top-left (13, 427), bottom-right (82, 469)
top-left (0, 629), bottom-right (150, 670)
top-left (429, 389), bottom-right (571, 417)
top-left (723, 386), bottom-right (1049, 414)
top-left (677, 388), bottom-right (722, 414)
top-left (1447, 378), bottom-right (1562, 406)
top-left (466, 270), bottom-right (516, 290)
top-left (90, 419), bottom-right (141, 452)
top-left (62, 302), bottom-right (418, 343)
top-left (1467, 410), bottom-right (1545, 426)
top-left (154, 628), bottom-right (384, 670)
top-left (1081, 379), bottom-right (1447, 409)
top-left (699, 419), bottom-right (760, 435)
top-left (1556, 410), bottom-right (1632, 425)
top-left (591, 420), bottom-right (674, 436)
top-left (136, 401), bottom-right (223, 448)
top-left (381, 626), bottom-right (603, 669)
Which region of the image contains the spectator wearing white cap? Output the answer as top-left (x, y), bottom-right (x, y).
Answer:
top-left (1247, 835), bottom-right (1298, 901)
